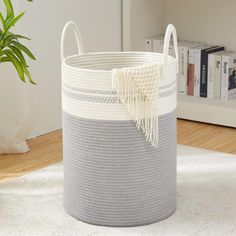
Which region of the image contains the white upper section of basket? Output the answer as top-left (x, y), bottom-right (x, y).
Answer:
top-left (61, 21), bottom-right (179, 147)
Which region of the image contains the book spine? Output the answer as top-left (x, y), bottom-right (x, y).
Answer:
top-left (221, 56), bottom-right (229, 101)
top-left (194, 49), bottom-right (201, 97)
top-left (228, 56), bottom-right (236, 100)
top-left (200, 50), bottom-right (208, 97)
top-left (178, 46), bottom-right (188, 95)
top-left (201, 47), bottom-right (224, 97)
top-left (214, 55), bottom-right (222, 100)
top-left (207, 54), bottom-right (215, 98)
top-left (188, 48), bottom-right (195, 96)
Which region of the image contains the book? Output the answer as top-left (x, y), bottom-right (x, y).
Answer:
top-left (200, 46), bottom-right (224, 97)
top-left (188, 48), bottom-right (195, 96)
top-left (207, 51), bottom-right (227, 99)
top-left (221, 52), bottom-right (236, 101)
top-left (177, 41), bottom-right (200, 96)
top-left (151, 37), bottom-right (192, 95)
top-left (193, 45), bottom-right (213, 97)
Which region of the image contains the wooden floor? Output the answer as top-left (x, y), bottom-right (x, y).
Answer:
top-left (0, 130), bottom-right (62, 181)
top-left (177, 119), bottom-right (236, 154)
top-left (0, 119), bottom-right (236, 181)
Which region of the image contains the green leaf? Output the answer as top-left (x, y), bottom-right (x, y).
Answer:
top-left (3, 50), bottom-right (25, 82)
top-left (4, 33), bottom-right (31, 42)
top-left (0, 0), bottom-right (36, 84)
top-left (11, 40), bottom-right (36, 60)
top-left (5, 12), bottom-right (25, 32)
top-left (22, 65), bottom-right (36, 84)
top-left (0, 56), bottom-right (10, 63)
top-left (5, 16), bottom-right (14, 29)
top-left (2, 33), bottom-right (31, 48)
top-left (0, 12), bottom-right (5, 29)
top-left (3, 0), bottom-right (14, 19)
top-left (9, 45), bottom-right (27, 66)
top-left (0, 28), bottom-right (3, 40)
top-left (0, 26), bottom-right (5, 45)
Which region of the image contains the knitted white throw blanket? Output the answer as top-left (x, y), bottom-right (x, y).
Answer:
top-left (111, 63), bottom-right (163, 148)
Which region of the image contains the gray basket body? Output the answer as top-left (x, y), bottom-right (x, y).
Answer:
top-left (63, 110), bottom-right (176, 227)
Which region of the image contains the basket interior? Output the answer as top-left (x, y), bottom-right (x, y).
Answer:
top-left (64, 52), bottom-right (176, 71)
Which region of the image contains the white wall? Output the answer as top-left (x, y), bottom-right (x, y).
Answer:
top-left (124, 0), bottom-right (164, 51)
top-left (164, 0), bottom-right (236, 51)
top-left (17, 0), bottom-right (122, 138)
top-left (125, 0), bottom-right (236, 52)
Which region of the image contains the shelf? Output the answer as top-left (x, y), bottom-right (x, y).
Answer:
top-left (123, 0), bottom-right (236, 127)
top-left (177, 95), bottom-right (236, 128)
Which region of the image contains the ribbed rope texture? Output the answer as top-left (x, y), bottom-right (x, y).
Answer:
top-left (63, 111), bottom-right (176, 227)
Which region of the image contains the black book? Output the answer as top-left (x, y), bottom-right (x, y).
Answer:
top-left (200, 46), bottom-right (225, 97)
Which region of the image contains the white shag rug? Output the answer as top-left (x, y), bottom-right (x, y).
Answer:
top-left (1, 145), bottom-right (236, 236)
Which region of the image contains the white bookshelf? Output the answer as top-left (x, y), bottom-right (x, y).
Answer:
top-left (177, 95), bottom-right (236, 127)
top-left (122, 0), bottom-right (236, 128)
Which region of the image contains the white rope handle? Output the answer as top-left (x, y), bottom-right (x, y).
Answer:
top-left (61, 21), bottom-right (84, 61)
top-left (163, 24), bottom-right (178, 65)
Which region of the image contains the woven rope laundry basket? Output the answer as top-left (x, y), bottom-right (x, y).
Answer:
top-left (61, 21), bottom-right (179, 227)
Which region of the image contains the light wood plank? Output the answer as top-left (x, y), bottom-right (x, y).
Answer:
top-left (0, 130), bottom-right (62, 181)
top-left (177, 119), bottom-right (236, 154)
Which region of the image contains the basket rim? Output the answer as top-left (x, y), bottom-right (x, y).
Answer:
top-left (62, 51), bottom-right (176, 73)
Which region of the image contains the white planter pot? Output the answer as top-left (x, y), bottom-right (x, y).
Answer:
top-left (0, 63), bottom-right (29, 153)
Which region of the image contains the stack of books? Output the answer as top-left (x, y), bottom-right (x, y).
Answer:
top-left (145, 37), bottom-right (236, 101)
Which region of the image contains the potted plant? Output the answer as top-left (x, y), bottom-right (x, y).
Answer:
top-left (0, 0), bottom-right (36, 154)
top-left (0, 0), bottom-right (36, 83)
